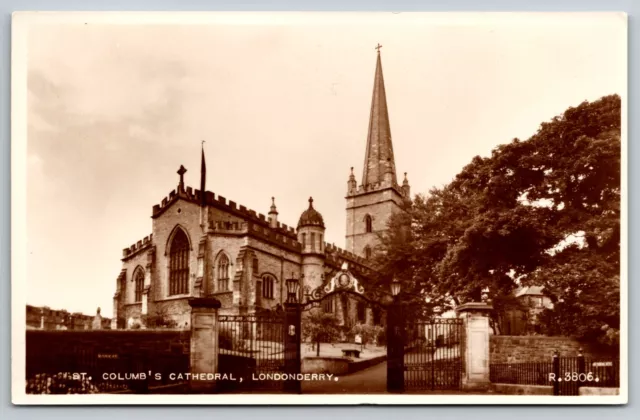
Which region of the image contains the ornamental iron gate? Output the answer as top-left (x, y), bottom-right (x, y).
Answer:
top-left (388, 307), bottom-right (463, 392)
top-left (216, 306), bottom-right (301, 393)
top-left (404, 318), bottom-right (463, 390)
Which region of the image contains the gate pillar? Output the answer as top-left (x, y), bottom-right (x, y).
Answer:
top-left (386, 301), bottom-right (405, 393)
top-left (284, 302), bottom-right (302, 393)
top-left (455, 302), bottom-right (492, 391)
top-left (188, 297), bottom-right (222, 393)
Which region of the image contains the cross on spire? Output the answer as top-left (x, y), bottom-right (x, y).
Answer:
top-left (375, 43), bottom-right (383, 53)
top-left (177, 165), bottom-right (187, 190)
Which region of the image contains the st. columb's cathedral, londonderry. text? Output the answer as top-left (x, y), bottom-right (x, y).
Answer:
top-left (111, 50), bottom-right (411, 330)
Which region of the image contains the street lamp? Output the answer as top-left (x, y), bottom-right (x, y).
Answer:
top-left (391, 278), bottom-right (401, 297)
top-left (388, 276), bottom-right (404, 393)
top-left (286, 278), bottom-right (300, 303)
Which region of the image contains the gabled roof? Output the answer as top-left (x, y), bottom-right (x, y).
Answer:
top-left (515, 286), bottom-right (545, 297)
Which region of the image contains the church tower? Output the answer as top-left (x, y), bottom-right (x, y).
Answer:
top-left (346, 47), bottom-right (410, 258)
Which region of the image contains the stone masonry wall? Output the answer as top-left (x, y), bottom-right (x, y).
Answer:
top-left (345, 188), bottom-right (404, 256)
top-left (152, 197), bottom-right (206, 303)
top-left (121, 250), bottom-right (148, 307)
top-left (490, 335), bottom-right (615, 364)
top-left (248, 237), bottom-right (302, 310)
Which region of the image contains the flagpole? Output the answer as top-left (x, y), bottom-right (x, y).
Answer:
top-left (199, 140), bottom-right (207, 229)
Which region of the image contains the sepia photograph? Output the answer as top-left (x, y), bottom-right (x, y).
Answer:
top-left (11, 11), bottom-right (627, 404)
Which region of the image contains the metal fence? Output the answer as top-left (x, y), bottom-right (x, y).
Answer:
top-left (490, 362), bottom-right (554, 386)
top-left (490, 355), bottom-right (620, 396)
top-left (403, 318), bottom-right (463, 390)
top-left (556, 357), bottom-right (620, 396)
top-left (217, 313), bottom-right (287, 392)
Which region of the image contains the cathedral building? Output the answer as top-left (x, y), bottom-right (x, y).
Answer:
top-left (112, 49), bottom-right (411, 330)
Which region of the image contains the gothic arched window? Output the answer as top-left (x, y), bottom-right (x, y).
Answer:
top-left (217, 254), bottom-right (230, 291)
top-left (169, 228), bottom-right (190, 295)
top-left (365, 215), bottom-right (373, 233)
top-left (133, 266), bottom-right (145, 302)
top-left (262, 274), bottom-right (275, 299)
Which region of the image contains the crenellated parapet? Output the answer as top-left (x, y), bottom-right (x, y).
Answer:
top-left (209, 220), bottom-right (249, 233)
top-left (122, 234), bottom-right (153, 260)
top-left (151, 186), bottom-right (299, 240)
top-left (347, 180), bottom-right (406, 198)
top-left (323, 242), bottom-right (375, 277)
top-left (247, 221), bottom-right (302, 253)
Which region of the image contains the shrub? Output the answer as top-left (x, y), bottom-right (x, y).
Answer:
top-left (219, 326), bottom-right (249, 352)
top-left (349, 323), bottom-right (384, 348)
top-left (302, 310), bottom-right (342, 356)
top-left (376, 327), bottom-right (387, 347)
top-left (26, 373), bottom-right (102, 394)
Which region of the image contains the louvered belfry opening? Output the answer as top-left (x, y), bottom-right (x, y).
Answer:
top-left (169, 229), bottom-right (190, 295)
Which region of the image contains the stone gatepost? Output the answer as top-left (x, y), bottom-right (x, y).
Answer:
top-left (455, 302), bottom-right (492, 390)
top-left (188, 297), bottom-right (222, 393)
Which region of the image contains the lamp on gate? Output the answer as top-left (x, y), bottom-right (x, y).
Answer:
top-left (286, 278), bottom-right (300, 303)
top-left (391, 277), bottom-right (401, 297)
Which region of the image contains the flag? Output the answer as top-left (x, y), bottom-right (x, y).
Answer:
top-left (200, 145), bottom-right (206, 207)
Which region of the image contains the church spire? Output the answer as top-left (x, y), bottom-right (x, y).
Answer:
top-left (362, 45), bottom-right (397, 187)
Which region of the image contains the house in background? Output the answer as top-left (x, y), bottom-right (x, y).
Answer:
top-left (500, 286), bottom-right (554, 335)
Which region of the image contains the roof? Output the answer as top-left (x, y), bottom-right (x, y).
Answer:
top-left (515, 286), bottom-right (545, 297)
top-left (297, 197), bottom-right (325, 229)
top-left (362, 50), bottom-right (397, 187)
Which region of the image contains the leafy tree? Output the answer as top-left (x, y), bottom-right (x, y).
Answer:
top-left (301, 309), bottom-right (343, 356)
top-left (375, 94), bottom-right (621, 345)
top-left (349, 323), bottom-right (384, 349)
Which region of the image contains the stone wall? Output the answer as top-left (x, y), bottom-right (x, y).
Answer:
top-left (152, 198), bottom-right (206, 303)
top-left (26, 329), bottom-right (190, 390)
top-left (345, 186), bottom-right (405, 255)
top-left (120, 245), bottom-right (150, 306)
top-left (490, 335), bottom-right (614, 364)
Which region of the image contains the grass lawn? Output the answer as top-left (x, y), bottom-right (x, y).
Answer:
top-left (302, 342), bottom-right (387, 360)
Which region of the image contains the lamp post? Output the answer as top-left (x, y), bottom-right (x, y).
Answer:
top-left (284, 278), bottom-right (302, 394)
top-left (391, 277), bottom-right (401, 298)
top-left (387, 276), bottom-right (404, 393)
top-left (286, 278), bottom-right (301, 304)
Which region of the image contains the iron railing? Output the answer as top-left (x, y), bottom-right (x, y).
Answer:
top-left (490, 362), bottom-right (553, 386)
top-left (490, 356), bottom-right (620, 395)
top-left (217, 313), bottom-right (287, 392)
top-left (403, 318), bottom-right (463, 390)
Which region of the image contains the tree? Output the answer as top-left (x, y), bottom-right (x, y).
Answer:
top-left (376, 94), bottom-right (621, 345)
top-left (349, 323), bottom-right (384, 349)
top-left (301, 309), bottom-right (343, 356)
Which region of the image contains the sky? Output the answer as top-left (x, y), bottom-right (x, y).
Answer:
top-left (23, 13), bottom-right (626, 318)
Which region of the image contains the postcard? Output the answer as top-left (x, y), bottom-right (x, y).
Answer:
top-left (11, 11), bottom-right (627, 405)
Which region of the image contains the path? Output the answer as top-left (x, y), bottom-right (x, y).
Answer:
top-left (301, 360), bottom-right (485, 395)
top-left (301, 362), bottom-right (387, 394)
